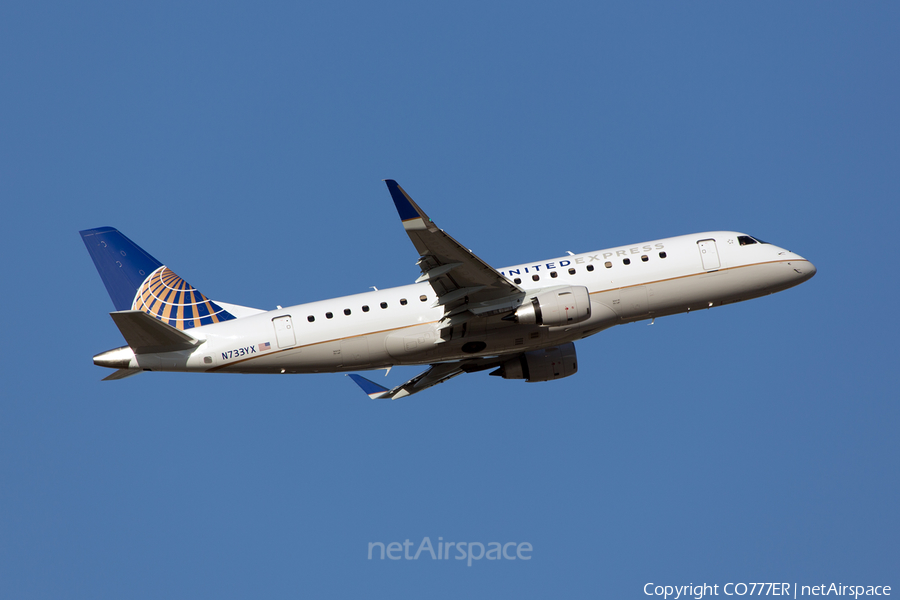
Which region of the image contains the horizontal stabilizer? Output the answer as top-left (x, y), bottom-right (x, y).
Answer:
top-left (109, 310), bottom-right (200, 354)
top-left (102, 368), bottom-right (142, 381)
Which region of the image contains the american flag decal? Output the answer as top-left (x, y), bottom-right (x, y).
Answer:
top-left (259, 342), bottom-right (271, 351)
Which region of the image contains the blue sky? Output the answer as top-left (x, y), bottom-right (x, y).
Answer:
top-left (2, 2), bottom-right (898, 598)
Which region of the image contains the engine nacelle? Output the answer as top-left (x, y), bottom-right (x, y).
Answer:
top-left (490, 342), bottom-right (578, 382)
top-left (512, 286), bottom-right (591, 327)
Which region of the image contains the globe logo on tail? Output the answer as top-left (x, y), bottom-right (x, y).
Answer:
top-left (132, 266), bottom-right (235, 330)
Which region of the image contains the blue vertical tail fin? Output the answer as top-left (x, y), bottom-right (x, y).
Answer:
top-left (80, 227), bottom-right (235, 330)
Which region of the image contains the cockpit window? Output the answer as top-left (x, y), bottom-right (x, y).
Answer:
top-left (739, 235), bottom-right (769, 245)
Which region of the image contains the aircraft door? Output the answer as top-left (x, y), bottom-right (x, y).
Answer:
top-left (272, 316), bottom-right (296, 348)
top-left (697, 239), bottom-right (720, 271)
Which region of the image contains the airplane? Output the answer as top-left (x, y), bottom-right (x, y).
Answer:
top-left (80, 180), bottom-right (816, 399)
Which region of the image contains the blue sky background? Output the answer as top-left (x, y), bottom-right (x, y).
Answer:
top-left (2, 2), bottom-right (898, 598)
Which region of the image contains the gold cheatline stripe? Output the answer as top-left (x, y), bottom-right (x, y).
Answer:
top-left (206, 259), bottom-right (801, 371)
top-left (206, 320), bottom-right (443, 371)
top-left (587, 258), bottom-right (799, 295)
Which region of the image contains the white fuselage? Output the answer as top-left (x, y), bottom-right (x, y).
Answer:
top-left (113, 231), bottom-right (815, 375)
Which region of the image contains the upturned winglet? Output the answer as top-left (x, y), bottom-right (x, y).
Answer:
top-left (347, 374), bottom-right (391, 399)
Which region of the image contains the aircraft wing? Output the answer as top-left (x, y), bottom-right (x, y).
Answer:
top-left (385, 180), bottom-right (522, 314)
top-left (348, 356), bottom-right (508, 400)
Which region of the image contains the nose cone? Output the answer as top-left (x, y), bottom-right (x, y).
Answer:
top-left (791, 258), bottom-right (817, 284)
top-left (775, 246), bottom-right (816, 285)
top-left (805, 260), bottom-right (817, 279)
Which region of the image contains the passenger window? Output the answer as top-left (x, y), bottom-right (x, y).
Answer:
top-left (362, 305), bottom-right (370, 312)
top-left (514, 278), bottom-right (522, 284)
top-left (550, 271), bottom-right (558, 278)
top-left (344, 308), bottom-right (351, 315)
top-left (380, 302), bottom-right (388, 309)
top-left (641, 255), bottom-right (648, 262)
top-left (307, 315), bottom-right (315, 322)
top-left (532, 274), bottom-right (540, 281)
top-left (659, 251), bottom-right (667, 259)
top-left (568, 268), bottom-right (576, 275)
top-left (623, 258), bottom-right (631, 265)
top-left (326, 312), bottom-right (333, 319)
top-left (605, 261), bottom-right (612, 268)
top-left (419, 295), bottom-right (427, 302)
top-left (586, 264), bottom-right (594, 272)
top-left (400, 298), bottom-right (408, 306)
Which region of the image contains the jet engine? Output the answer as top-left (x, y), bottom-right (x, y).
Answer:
top-left (489, 343), bottom-right (578, 382)
top-left (510, 286), bottom-right (591, 327)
